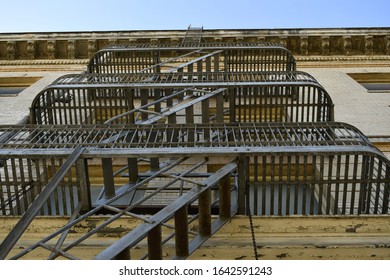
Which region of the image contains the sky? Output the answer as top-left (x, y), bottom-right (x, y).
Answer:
top-left (0, 0), bottom-right (389, 33)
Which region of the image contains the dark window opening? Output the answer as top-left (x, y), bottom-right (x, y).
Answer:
top-left (0, 87), bottom-right (26, 96)
top-left (348, 73), bottom-right (390, 93)
top-left (0, 77), bottom-right (41, 97)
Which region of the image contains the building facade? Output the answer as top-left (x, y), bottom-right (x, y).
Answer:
top-left (0, 27), bottom-right (390, 260)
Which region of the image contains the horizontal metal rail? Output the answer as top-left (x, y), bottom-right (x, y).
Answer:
top-left (0, 122), bottom-right (373, 151)
top-left (52, 71), bottom-right (317, 86)
top-left (102, 42), bottom-right (290, 50)
top-left (0, 135), bottom-right (388, 223)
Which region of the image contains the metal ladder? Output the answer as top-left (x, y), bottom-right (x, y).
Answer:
top-left (181, 25), bottom-right (203, 46)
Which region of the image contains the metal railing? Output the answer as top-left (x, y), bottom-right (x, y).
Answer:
top-left (30, 72), bottom-right (333, 125)
top-left (88, 43), bottom-right (296, 74)
top-left (0, 122), bottom-right (388, 215)
top-left (1, 42), bottom-right (389, 260)
top-left (0, 122), bottom-right (389, 259)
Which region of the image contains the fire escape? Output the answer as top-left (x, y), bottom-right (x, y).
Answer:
top-left (0, 40), bottom-right (389, 260)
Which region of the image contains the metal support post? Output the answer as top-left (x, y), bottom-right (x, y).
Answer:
top-left (127, 158), bottom-right (139, 184)
top-left (148, 225), bottom-right (162, 260)
top-left (102, 158), bottom-right (115, 199)
top-left (174, 205), bottom-right (189, 258)
top-left (237, 155), bottom-right (248, 215)
top-left (219, 174), bottom-right (231, 219)
top-left (113, 247), bottom-right (131, 260)
top-left (199, 188), bottom-right (211, 236)
top-left (75, 158), bottom-right (91, 212)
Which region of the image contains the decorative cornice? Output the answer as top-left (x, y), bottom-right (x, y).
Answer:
top-left (0, 28), bottom-right (389, 65)
top-left (0, 59), bottom-right (88, 65)
top-left (296, 56), bottom-right (390, 61)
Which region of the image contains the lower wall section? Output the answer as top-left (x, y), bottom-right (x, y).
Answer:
top-left (188, 215), bottom-right (390, 260)
top-left (0, 215), bottom-right (389, 260)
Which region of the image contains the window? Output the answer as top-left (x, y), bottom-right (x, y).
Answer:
top-left (348, 73), bottom-right (390, 93)
top-left (0, 76), bottom-right (41, 96)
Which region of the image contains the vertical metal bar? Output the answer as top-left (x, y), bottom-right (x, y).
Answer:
top-left (1, 159), bottom-right (11, 215)
top-left (262, 155), bottom-right (267, 215)
top-left (188, 63), bottom-right (193, 73)
top-left (66, 158), bottom-right (74, 215)
top-left (18, 158), bottom-right (28, 214)
top-left (253, 156), bottom-right (258, 215)
top-left (326, 155), bottom-right (334, 214)
top-left (101, 158), bottom-right (115, 199)
top-left (286, 155), bottom-right (291, 215)
top-left (76, 158), bottom-right (91, 212)
top-left (253, 87), bottom-right (258, 123)
top-left (114, 247), bottom-right (131, 260)
top-left (26, 158), bottom-right (35, 210)
top-left (304, 156), bottom-right (311, 215)
top-left (197, 60), bottom-right (202, 77)
top-left (216, 91), bottom-right (224, 123)
top-left (270, 156), bottom-right (275, 215)
top-left (294, 156), bottom-right (299, 214)
top-left (278, 156), bottom-right (283, 215)
top-left (365, 157), bottom-right (375, 214)
top-left (237, 155), bottom-right (247, 215)
top-left (374, 161), bottom-right (382, 214)
top-left (206, 56), bottom-right (211, 72)
top-left (199, 188), bottom-right (211, 236)
top-left (10, 158), bottom-right (21, 215)
top-left (201, 98), bottom-right (210, 123)
top-left (127, 158), bottom-right (139, 184)
top-left (214, 52), bottom-right (220, 72)
top-left (229, 88), bottom-right (236, 122)
top-left (219, 174), bottom-right (231, 219)
top-left (140, 88), bottom-right (148, 121)
top-left (126, 89), bottom-right (135, 124)
top-left (186, 106), bottom-right (195, 143)
top-left (382, 166), bottom-right (390, 214)
top-left (154, 88), bottom-right (161, 115)
top-left (358, 155), bottom-right (367, 214)
top-left (148, 224), bottom-right (163, 260)
top-left (186, 106), bottom-right (194, 125)
top-left (342, 155), bottom-right (350, 214)
top-left (334, 155), bottom-right (341, 214)
top-left (318, 155), bottom-right (325, 215)
top-left (41, 158), bottom-right (50, 215)
top-left (350, 155), bottom-right (358, 214)
top-left (174, 205), bottom-right (189, 258)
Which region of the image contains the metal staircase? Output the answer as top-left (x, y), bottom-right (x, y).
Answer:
top-left (0, 41), bottom-right (389, 260)
top-left (181, 25), bottom-right (203, 46)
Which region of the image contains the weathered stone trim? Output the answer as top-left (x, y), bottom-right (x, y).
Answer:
top-left (1, 28), bottom-right (390, 60)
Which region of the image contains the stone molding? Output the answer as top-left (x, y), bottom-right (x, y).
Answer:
top-left (0, 28), bottom-right (389, 61)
